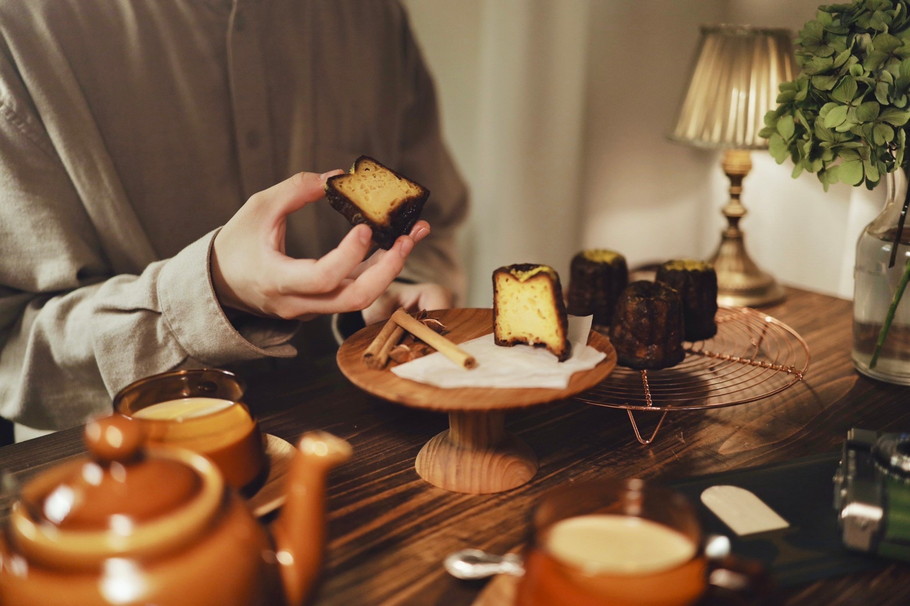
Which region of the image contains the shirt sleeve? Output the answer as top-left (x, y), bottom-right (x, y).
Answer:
top-left (0, 87), bottom-right (297, 432)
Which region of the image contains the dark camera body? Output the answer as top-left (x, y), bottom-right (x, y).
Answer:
top-left (834, 428), bottom-right (910, 561)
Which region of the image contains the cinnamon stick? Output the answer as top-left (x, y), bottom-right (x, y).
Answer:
top-left (391, 308), bottom-right (477, 369)
top-left (363, 316), bottom-right (405, 369)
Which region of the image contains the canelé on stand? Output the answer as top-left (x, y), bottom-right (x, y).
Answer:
top-left (493, 263), bottom-right (571, 362)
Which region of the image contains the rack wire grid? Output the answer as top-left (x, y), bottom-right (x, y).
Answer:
top-left (573, 306), bottom-right (810, 444)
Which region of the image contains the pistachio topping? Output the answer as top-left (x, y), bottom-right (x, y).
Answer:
top-left (662, 259), bottom-right (712, 272)
top-left (581, 249), bottom-right (622, 264)
top-left (510, 264), bottom-right (556, 281)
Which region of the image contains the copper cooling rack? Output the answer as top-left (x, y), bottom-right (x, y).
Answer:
top-left (573, 306), bottom-right (810, 444)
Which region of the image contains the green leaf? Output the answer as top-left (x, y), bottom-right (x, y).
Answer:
top-left (768, 134), bottom-right (790, 163)
top-left (869, 10), bottom-right (891, 31)
top-left (833, 47), bottom-right (853, 68)
top-left (873, 32), bottom-right (903, 53)
top-left (777, 114), bottom-right (795, 139)
top-left (804, 55), bottom-right (836, 75)
top-left (898, 129), bottom-right (907, 165)
top-left (839, 159), bottom-right (865, 185)
top-left (820, 166), bottom-right (837, 190)
top-left (864, 158), bottom-right (881, 183)
top-left (857, 101), bottom-right (881, 121)
top-left (874, 122), bottom-right (895, 145)
top-left (831, 77), bottom-right (859, 103)
top-left (881, 107), bottom-right (910, 125)
top-left (800, 19), bottom-right (825, 45)
top-left (812, 74), bottom-right (841, 90)
top-left (876, 80), bottom-right (891, 104)
top-left (822, 103), bottom-right (849, 128)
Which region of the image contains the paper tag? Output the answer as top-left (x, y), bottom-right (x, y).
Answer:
top-left (700, 485), bottom-right (789, 536)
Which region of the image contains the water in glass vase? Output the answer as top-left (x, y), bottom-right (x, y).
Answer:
top-left (853, 226), bottom-right (910, 384)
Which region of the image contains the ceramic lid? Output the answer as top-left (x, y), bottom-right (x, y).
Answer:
top-left (10, 415), bottom-right (225, 568)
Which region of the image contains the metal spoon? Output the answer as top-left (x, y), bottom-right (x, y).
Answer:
top-left (444, 548), bottom-right (525, 580)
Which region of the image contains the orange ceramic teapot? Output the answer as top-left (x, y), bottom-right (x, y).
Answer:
top-left (0, 414), bottom-right (352, 606)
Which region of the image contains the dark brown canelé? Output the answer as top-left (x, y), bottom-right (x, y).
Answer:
top-left (610, 280), bottom-right (685, 370)
top-left (655, 259), bottom-right (718, 341)
top-left (493, 263), bottom-right (571, 362)
top-left (566, 249), bottom-right (628, 327)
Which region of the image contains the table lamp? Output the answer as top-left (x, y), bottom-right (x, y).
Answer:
top-left (670, 24), bottom-right (796, 307)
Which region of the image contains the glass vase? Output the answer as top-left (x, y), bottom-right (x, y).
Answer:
top-left (853, 167), bottom-right (910, 384)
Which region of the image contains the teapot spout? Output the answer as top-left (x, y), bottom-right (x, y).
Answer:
top-left (271, 431), bottom-right (352, 606)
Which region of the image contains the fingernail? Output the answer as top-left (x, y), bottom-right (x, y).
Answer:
top-left (319, 169), bottom-right (343, 181)
top-left (413, 226), bottom-right (429, 242)
top-left (358, 225), bottom-right (373, 245)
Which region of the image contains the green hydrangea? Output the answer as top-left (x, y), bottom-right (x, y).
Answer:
top-left (760, 0), bottom-right (910, 189)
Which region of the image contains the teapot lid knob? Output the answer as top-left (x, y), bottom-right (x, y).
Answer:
top-left (84, 414), bottom-right (144, 463)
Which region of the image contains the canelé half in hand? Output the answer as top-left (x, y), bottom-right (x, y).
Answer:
top-left (325, 156), bottom-right (430, 249)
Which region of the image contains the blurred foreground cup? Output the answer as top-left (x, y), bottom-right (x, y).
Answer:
top-left (515, 477), bottom-right (766, 606)
top-left (114, 368), bottom-right (265, 492)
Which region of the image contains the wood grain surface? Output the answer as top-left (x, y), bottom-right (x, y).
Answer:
top-left (3, 288), bottom-right (910, 606)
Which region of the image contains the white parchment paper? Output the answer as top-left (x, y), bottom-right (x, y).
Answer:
top-left (390, 315), bottom-right (605, 389)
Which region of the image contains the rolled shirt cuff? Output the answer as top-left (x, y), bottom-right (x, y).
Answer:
top-left (157, 229), bottom-right (298, 365)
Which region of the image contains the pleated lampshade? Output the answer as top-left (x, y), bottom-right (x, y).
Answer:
top-left (670, 24), bottom-right (796, 150)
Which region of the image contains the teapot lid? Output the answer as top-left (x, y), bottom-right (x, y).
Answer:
top-left (9, 415), bottom-right (225, 568)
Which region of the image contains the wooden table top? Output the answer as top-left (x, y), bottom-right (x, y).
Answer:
top-left (3, 286), bottom-right (910, 605)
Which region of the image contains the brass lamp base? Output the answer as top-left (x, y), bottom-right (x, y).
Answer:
top-left (710, 231), bottom-right (785, 307)
top-left (709, 149), bottom-right (785, 308)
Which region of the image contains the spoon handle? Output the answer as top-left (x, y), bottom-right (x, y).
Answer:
top-left (444, 548), bottom-right (525, 580)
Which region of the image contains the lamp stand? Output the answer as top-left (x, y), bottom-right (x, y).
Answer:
top-left (708, 149), bottom-right (785, 307)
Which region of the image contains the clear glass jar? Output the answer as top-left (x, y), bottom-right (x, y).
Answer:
top-left (852, 168), bottom-right (910, 384)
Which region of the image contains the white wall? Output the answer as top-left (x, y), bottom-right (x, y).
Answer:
top-left (404, 0), bottom-right (880, 306)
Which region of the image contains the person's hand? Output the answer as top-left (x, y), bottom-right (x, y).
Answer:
top-left (211, 170), bottom-right (431, 321)
top-left (361, 281), bottom-right (454, 326)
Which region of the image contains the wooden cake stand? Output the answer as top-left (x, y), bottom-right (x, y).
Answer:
top-left (336, 308), bottom-right (617, 494)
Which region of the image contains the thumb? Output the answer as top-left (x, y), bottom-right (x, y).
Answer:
top-left (253, 169), bottom-right (343, 217)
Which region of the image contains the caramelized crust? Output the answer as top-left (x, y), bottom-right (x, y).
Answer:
top-left (610, 280), bottom-right (685, 370)
top-left (655, 259), bottom-right (718, 341)
top-left (566, 249), bottom-right (628, 327)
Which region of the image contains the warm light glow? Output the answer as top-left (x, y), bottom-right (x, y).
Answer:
top-left (100, 558), bottom-right (147, 604)
top-left (670, 24), bottom-right (796, 150)
top-left (42, 485), bottom-right (75, 524)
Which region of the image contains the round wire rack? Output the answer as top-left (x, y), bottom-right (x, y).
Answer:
top-left (573, 306), bottom-right (810, 444)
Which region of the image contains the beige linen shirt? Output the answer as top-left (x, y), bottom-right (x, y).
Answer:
top-left (0, 0), bottom-right (468, 431)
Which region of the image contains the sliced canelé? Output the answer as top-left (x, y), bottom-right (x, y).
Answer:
top-left (493, 263), bottom-right (571, 362)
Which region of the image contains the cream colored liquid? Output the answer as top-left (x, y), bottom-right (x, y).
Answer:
top-left (132, 397), bottom-right (235, 421)
top-left (545, 514), bottom-right (697, 575)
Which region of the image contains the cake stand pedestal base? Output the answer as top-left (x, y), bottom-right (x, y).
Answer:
top-left (414, 410), bottom-right (537, 494)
